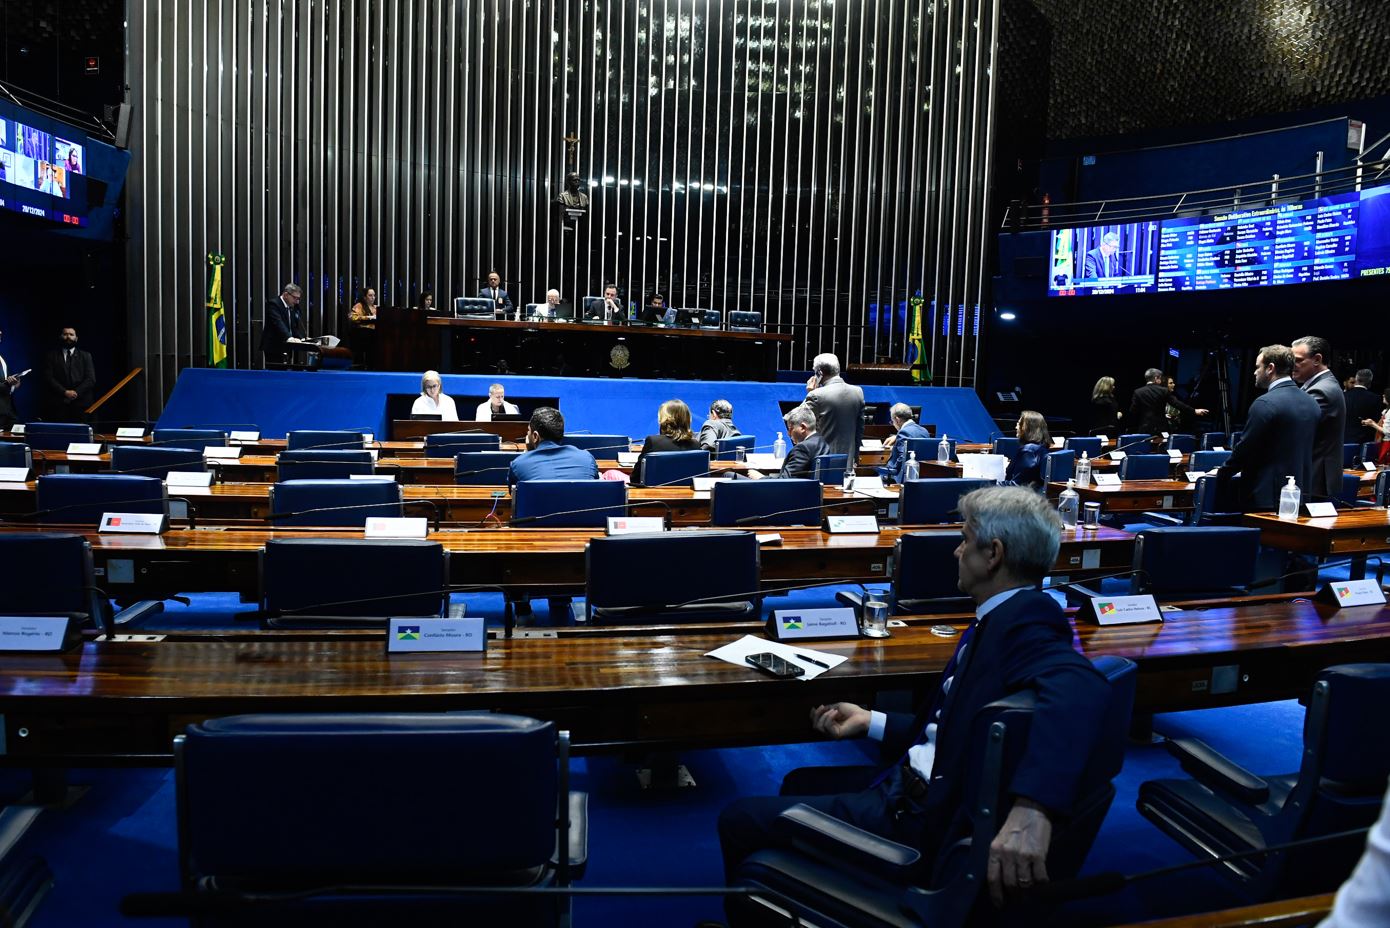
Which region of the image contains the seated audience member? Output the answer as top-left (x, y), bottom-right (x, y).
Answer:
top-left (635, 399), bottom-right (704, 486)
top-left (717, 485), bottom-right (1110, 909)
top-left (410, 370), bottom-right (458, 420)
top-left (639, 292), bottom-right (667, 323)
top-left (778, 405), bottom-right (826, 479)
top-left (698, 399), bottom-right (740, 452)
top-left (475, 383), bottom-right (520, 421)
top-left (1005, 409), bottom-right (1051, 489)
top-left (508, 407), bottom-right (599, 486)
top-left (878, 402), bottom-right (931, 484)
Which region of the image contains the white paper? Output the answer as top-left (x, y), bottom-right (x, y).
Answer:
top-left (704, 634), bottom-right (848, 681)
top-left (958, 453), bottom-right (1007, 482)
top-left (745, 453), bottom-right (782, 470)
top-left (852, 475), bottom-right (885, 491)
top-left (617, 452), bottom-right (640, 466)
top-left (859, 439), bottom-right (885, 452)
top-left (755, 533), bottom-right (782, 545)
top-left (855, 486), bottom-right (900, 500)
top-left (692, 476), bottom-right (735, 492)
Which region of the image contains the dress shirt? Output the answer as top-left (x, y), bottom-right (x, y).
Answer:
top-left (410, 393), bottom-right (459, 421)
top-left (474, 400), bottom-right (520, 422)
top-left (1318, 780), bottom-right (1390, 927)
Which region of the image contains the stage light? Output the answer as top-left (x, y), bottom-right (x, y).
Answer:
top-left (999, 311), bottom-right (1016, 321)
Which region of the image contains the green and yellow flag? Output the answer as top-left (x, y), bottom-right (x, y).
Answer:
top-left (906, 296), bottom-right (927, 383)
top-left (206, 252), bottom-right (227, 368)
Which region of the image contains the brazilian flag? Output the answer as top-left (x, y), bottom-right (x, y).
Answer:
top-left (206, 252), bottom-right (227, 368)
top-left (906, 296), bottom-right (928, 383)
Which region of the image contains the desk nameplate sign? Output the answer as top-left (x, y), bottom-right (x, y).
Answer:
top-left (1212, 446), bottom-right (1226, 452)
top-left (692, 477), bottom-right (734, 492)
top-left (166, 471), bottom-right (213, 488)
top-left (768, 607), bottom-right (860, 641)
top-left (116, 427), bottom-right (146, 439)
top-left (99, 512), bottom-right (168, 534)
top-left (229, 430), bottom-right (261, 443)
top-left (361, 433), bottom-right (374, 444)
top-left (0, 467), bottom-right (29, 482)
top-left (616, 452), bottom-right (640, 466)
top-left (1108, 451), bottom-right (1126, 461)
top-left (364, 517), bottom-right (429, 539)
top-left (1167, 450), bottom-right (1183, 461)
top-left (1316, 579), bottom-right (1387, 610)
top-left (348, 474), bottom-right (395, 481)
top-left (1078, 594), bottom-right (1162, 626)
top-left (607, 517), bottom-right (665, 535)
top-left (1304, 502), bottom-right (1338, 519)
top-left (1364, 463), bottom-right (1378, 473)
top-left (67, 442), bottom-right (104, 456)
top-left (826, 515), bottom-right (880, 534)
top-left (1094, 473), bottom-right (1122, 487)
top-left (203, 446), bottom-right (242, 460)
top-left (387, 616), bottom-right (486, 654)
top-left (10, 424), bottom-right (24, 435)
top-left (0, 615), bottom-right (82, 653)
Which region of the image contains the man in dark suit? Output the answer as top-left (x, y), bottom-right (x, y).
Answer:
top-left (718, 485), bottom-right (1110, 908)
top-left (803, 352), bottom-right (865, 462)
top-left (0, 328), bottom-right (21, 430)
top-left (1217, 345), bottom-right (1321, 512)
top-left (878, 402), bottom-right (931, 483)
top-left (1292, 336), bottom-right (1346, 500)
top-left (777, 405), bottom-right (826, 479)
top-left (40, 327), bottom-right (96, 422)
top-left (698, 399), bottom-right (740, 452)
top-left (1343, 369), bottom-right (1381, 446)
top-left (478, 271), bottom-right (513, 317)
top-left (1080, 232), bottom-right (1126, 279)
top-left (260, 283), bottom-right (304, 366)
top-left (1129, 367), bottom-right (1208, 435)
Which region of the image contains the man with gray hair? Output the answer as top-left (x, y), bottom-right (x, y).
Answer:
top-left (777, 404), bottom-right (826, 479)
top-left (698, 399), bottom-right (741, 452)
top-left (718, 485), bottom-right (1111, 909)
top-left (1345, 368), bottom-right (1382, 445)
top-left (1291, 336), bottom-right (1345, 500)
top-left (261, 282), bottom-right (305, 366)
top-left (803, 352), bottom-right (865, 462)
top-left (1129, 366), bottom-right (1207, 435)
top-left (878, 401), bottom-right (932, 484)
top-left (1082, 231), bottom-right (1125, 279)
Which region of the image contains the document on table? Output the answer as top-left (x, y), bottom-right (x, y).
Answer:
top-left (705, 634), bottom-right (848, 681)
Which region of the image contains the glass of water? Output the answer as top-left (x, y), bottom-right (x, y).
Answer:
top-left (862, 600), bottom-right (890, 638)
top-left (1082, 501), bottom-right (1101, 530)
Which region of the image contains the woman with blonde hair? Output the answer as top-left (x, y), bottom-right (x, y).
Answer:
top-left (634, 399), bottom-right (703, 485)
top-left (409, 370), bottom-right (459, 421)
top-left (1005, 409), bottom-right (1051, 489)
top-left (1090, 375), bottom-right (1121, 435)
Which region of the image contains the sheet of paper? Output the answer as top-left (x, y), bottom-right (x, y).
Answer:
top-left (745, 453), bottom-right (782, 470)
top-left (705, 634), bottom-right (849, 681)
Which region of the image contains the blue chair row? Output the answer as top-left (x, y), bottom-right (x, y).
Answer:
top-left (715, 434), bottom-right (757, 460)
top-left (0, 532), bottom-right (164, 633)
top-left (0, 442), bottom-right (32, 471)
top-left (23, 422), bottom-right (94, 451)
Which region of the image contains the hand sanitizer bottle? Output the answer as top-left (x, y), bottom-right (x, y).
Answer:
top-left (1278, 476), bottom-right (1301, 520)
top-left (1058, 479), bottom-right (1079, 528)
top-left (772, 432), bottom-right (787, 459)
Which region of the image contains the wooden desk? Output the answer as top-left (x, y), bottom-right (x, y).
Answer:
top-left (1047, 479), bottom-right (1196, 513)
top-left (1111, 893), bottom-right (1332, 927)
top-left (1244, 507), bottom-right (1390, 579)
top-left (391, 419), bottom-right (529, 442)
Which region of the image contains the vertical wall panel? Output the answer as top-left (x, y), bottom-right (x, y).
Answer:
top-left (128, 0), bottom-right (997, 413)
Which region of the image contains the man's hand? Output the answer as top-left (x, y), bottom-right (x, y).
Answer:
top-left (805, 375), bottom-right (818, 392)
top-left (64, 390), bottom-right (77, 400)
top-left (883, 434), bottom-right (898, 448)
top-left (987, 798), bottom-right (1052, 907)
top-left (4, 376), bottom-right (17, 388)
top-left (810, 703), bottom-right (870, 740)
top-left (1194, 408), bottom-right (1210, 416)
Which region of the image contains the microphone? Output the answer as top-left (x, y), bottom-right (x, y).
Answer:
top-left (265, 499), bottom-right (440, 531)
top-left (506, 500), bottom-right (633, 528)
top-left (6, 495), bottom-right (190, 526)
top-left (732, 496), bottom-right (870, 526)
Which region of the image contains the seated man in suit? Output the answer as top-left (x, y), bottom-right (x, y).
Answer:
top-left (718, 485), bottom-right (1110, 910)
top-left (877, 402), bottom-right (930, 484)
top-left (508, 407), bottom-right (599, 487)
top-left (777, 405), bottom-right (826, 479)
top-left (698, 399), bottom-right (740, 452)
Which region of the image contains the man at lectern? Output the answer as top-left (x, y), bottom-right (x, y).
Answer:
top-left (1080, 232), bottom-right (1126, 279)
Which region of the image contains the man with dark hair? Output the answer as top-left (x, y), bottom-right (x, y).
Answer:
top-left (699, 399), bottom-right (740, 452)
top-left (507, 407), bottom-right (599, 487)
top-left (1291, 336), bottom-right (1346, 500)
top-left (601, 284), bottom-right (625, 323)
top-left (718, 485), bottom-right (1111, 911)
top-left (1345, 369), bottom-right (1383, 445)
top-left (40, 326), bottom-right (96, 422)
top-left (1216, 345), bottom-right (1320, 512)
top-left (1129, 367), bottom-right (1208, 435)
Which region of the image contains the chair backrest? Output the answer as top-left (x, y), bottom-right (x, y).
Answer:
top-left (0, 442), bottom-right (32, 470)
top-left (1130, 526), bottom-right (1260, 597)
top-left (904, 436), bottom-right (954, 463)
top-left (25, 421), bottom-right (94, 451)
top-left (1377, 469), bottom-right (1389, 507)
top-left (1338, 472), bottom-right (1363, 506)
top-left (151, 428), bottom-right (227, 451)
top-left (1189, 474), bottom-right (1242, 526)
top-left (1043, 450), bottom-right (1075, 484)
top-left (898, 478), bottom-right (992, 525)
top-left (585, 531), bottom-right (760, 624)
top-left (563, 434), bottom-right (631, 458)
top-left (110, 445), bottom-right (207, 480)
top-left (728, 310), bottom-right (763, 331)
top-left (1119, 433), bottom-right (1154, 453)
top-left (1230, 429), bottom-right (1244, 447)
top-left (1189, 449), bottom-right (1231, 473)
top-left (1362, 443), bottom-right (1379, 468)
top-left (0, 532), bottom-right (104, 626)
top-left (512, 479), bottom-right (626, 527)
top-left (710, 479), bottom-right (822, 527)
top-left (813, 454), bottom-right (847, 486)
top-left (454, 451), bottom-right (519, 486)
top-left (268, 479), bottom-right (403, 527)
top-left (1343, 443), bottom-right (1361, 469)
top-left (36, 473), bottom-right (168, 526)
top-left (714, 434), bottom-right (757, 461)
top-left (1167, 433), bottom-right (1197, 453)
top-left (1065, 436), bottom-right (1103, 456)
top-left (893, 532), bottom-right (970, 613)
top-left (1119, 453), bottom-right (1171, 481)
top-left (424, 432), bottom-right (503, 457)
top-left (176, 712), bottom-right (562, 887)
top-left (260, 538), bottom-right (447, 619)
top-left (990, 436), bottom-right (1020, 458)
top-left (285, 430), bottom-right (366, 451)
top-left (1200, 432), bottom-right (1228, 451)
top-left (640, 449), bottom-right (711, 488)
top-left (276, 449), bottom-right (376, 481)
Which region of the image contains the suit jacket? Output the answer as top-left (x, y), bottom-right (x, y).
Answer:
top-left (698, 416), bottom-right (740, 452)
top-left (880, 420), bottom-right (931, 484)
top-left (261, 298), bottom-right (305, 360)
top-left (508, 440), bottom-right (599, 487)
top-left (1090, 396), bottom-right (1120, 433)
top-left (1081, 248), bottom-right (1124, 279)
top-left (634, 433), bottom-right (703, 485)
top-left (1129, 382), bottom-right (1193, 435)
top-left (479, 287), bottom-right (513, 314)
top-left (803, 376), bottom-right (865, 461)
top-left (1005, 442), bottom-right (1048, 489)
top-left (879, 589), bottom-right (1109, 868)
top-left (41, 347), bottom-right (96, 417)
top-left (1301, 369), bottom-right (1346, 499)
top-left (0, 354), bottom-right (17, 425)
top-left (1218, 379), bottom-right (1321, 512)
top-left (1345, 386), bottom-right (1384, 445)
top-left (778, 433), bottom-right (827, 479)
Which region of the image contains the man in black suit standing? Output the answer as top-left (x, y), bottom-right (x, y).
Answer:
top-left (40, 327), bottom-right (96, 422)
top-left (1129, 367), bottom-right (1208, 435)
top-left (1217, 345), bottom-right (1320, 512)
top-left (0, 328), bottom-right (21, 430)
top-left (260, 283), bottom-right (304, 366)
top-left (1291, 336), bottom-right (1346, 501)
top-left (478, 272), bottom-right (513, 317)
top-left (1344, 369), bottom-right (1382, 446)
top-left (718, 485), bottom-right (1110, 908)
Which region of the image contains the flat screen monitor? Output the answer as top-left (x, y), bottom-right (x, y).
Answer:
top-left (1047, 221), bottom-right (1162, 296)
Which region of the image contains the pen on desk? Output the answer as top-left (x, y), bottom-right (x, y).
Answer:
top-left (796, 653), bottom-right (831, 669)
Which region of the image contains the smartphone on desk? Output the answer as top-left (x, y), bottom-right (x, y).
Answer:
top-left (745, 652), bottom-right (805, 679)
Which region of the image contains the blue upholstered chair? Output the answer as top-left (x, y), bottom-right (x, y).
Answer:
top-left (110, 445), bottom-right (206, 480)
top-left (584, 531), bottom-right (760, 624)
top-left (25, 422), bottom-right (94, 451)
top-left (1166, 433), bottom-right (1197, 453)
top-left (903, 436), bottom-right (954, 463)
top-left (285, 429), bottom-right (366, 451)
top-left (710, 479), bottom-right (822, 527)
top-left (1119, 433), bottom-right (1154, 453)
top-left (1043, 449), bottom-right (1075, 485)
top-left (715, 435), bottom-right (757, 461)
top-left (897, 478), bottom-right (992, 525)
top-left (1118, 454), bottom-right (1171, 481)
top-left (1065, 436), bottom-right (1103, 457)
top-left (259, 538), bottom-right (448, 627)
top-left (1188, 474), bottom-right (1242, 527)
top-left (813, 454), bottom-right (848, 486)
top-left (35, 473), bottom-right (168, 526)
top-left (1338, 472), bottom-right (1367, 507)
top-left (1200, 432), bottom-right (1229, 451)
top-left (1343, 442), bottom-right (1361, 469)
top-left (837, 531), bottom-right (971, 617)
top-left (0, 442), bottom-right (32, 471)
top-left (0, 532), bottom-right (163, 633)
top-left (1376, 470), bottom-right (1389, 507)
top-left (268, 478), bottom-right (403, 527)
top-left (639, 449), bottom-right (710, 488)
top-left (512, 480), bottom-right (625, 527)
top-left (1138, 664), bottom-right (1390, 902)
top-left (276, 450), bottom-right (376, 481)
top-left (1362, 442), bottom-right (1379, 467)
top-left (1230, 429), bottom-right (1244, 448)
top-left (454, 451), bottom-right (519, 485)
top-left (562, 434), bottom-right (631, 458)
top-left (1189, 450), bottom-right (1231, 473)
top-left (990, 436), bottom-right (1020, 458)
top-left (424, 432), bottom-right (503, 457)
top-left (1129, 526), bottom-right (1260, 599)
top-left (152, 427), bottom-right (227, 450)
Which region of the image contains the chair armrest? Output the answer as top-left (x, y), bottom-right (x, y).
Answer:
top-left (1166, 736), bottom-right (1269, 804)
top-left (772, 803), bottom-right (920, 881)
top-left (834, 590), bottom-right (865, 613)
top-left (560, 791), bottom-right (588, 878)
top-left (112, 601), bottom-right (164, 628)
top-left (1138, 511), bottom-right (1186, 526)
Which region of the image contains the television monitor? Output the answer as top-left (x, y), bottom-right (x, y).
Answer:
top-left (1047, 221), bottom-right (1162, 296)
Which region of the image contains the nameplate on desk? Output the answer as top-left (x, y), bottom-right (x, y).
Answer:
top-left (859, 439), bottom-right (884, 452)
top-left (1078, 594), bottom-right (1162, 626)
top-left (692, 477), bottom-right (734, 492)
top-left (1094, 473), bottom-right (1122, 487)
top-left (0, 467), bottom-right (29, 482)
top-left (99, 512), bottom-right (168, 534)
top-left (1212, 446), bottom-right (1226, 452)
top-left (1050, 437), bottom-right (1063, 449)
top-left (1184, 470), bottom-right (1216, 483)
top-left (348, 474), bottom-right (395, 481)
top-left (229, 430), bottom-right (261, 443)
top-left (1167, 450), bottom-right (1183, 461)
top-left (67, 442), bottom-right (103, 456)
top-left (9, 424), bottom-right (24, 435)
top-left (1316, 579), bottom-right (1387, 609)
top-left (756, 533), bottom-right (782, 546)
top-left (1365, 463), bottom-right (1379, 473)
top-left (616, 452), bottom-right (640, 466)
top-left (768, 607), bottom-right (859, 641)
top-left (826, 515), bottom-right (880, 534)
top-left (1304, 502), bottom-right (1338, 518)
top-left (115, 427), bottom-right (146, 439)
top-left (365, 517), bottom-right (428, 539)
top-left (165, 471), bottom-right (213, 488)
top-left (387, 616), bottom-right (485, 654)
top-left (0, 615), bottom-right (81, 653)
top-left (607, 516), bottom-right (665, 535)
top-left (203, 446), bottom-right (242, 460)
top-left (1107, 451), bottom-right (1126, 461)
top-left (361, 433), bottom-right (375, 444)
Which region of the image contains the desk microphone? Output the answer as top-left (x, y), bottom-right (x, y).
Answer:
top-left (265, 499), bottom-right (440, 531)
top-left (504, 498), bottom-right (648, 528)
top-left (5, 495), bottom-right (191, 526)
